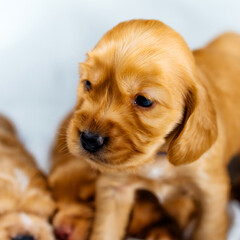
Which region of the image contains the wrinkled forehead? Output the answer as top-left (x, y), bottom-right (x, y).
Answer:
top-left (79, 22), bottom-right (196, 97)
top-left (80, 53), bottom-right (164, 94)
top-left (80, 53), bottom-right (190, 104)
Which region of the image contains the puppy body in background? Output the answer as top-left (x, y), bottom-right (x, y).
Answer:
top-left (66, 20), bottom-right (240, 240)
top-left (0, 115), bottom-right (55, 240)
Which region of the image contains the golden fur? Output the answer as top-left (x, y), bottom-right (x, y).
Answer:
top-left (127, 190), bottom-right (196, 240)
top-left (0, 115), bottom-right (55, 239)
top-left (49, 115), bottom-right (98, 240)
top-left (62, 20), bottom-right (240, 239)
top-left (50, 115), bottom-right (196, 240)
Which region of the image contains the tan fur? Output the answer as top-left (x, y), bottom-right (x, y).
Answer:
top-left (50, 115), bottom-right (197, 240)
top-left (49, 114), bottom-right (98, 240)
top-left (127, 190), bottom-right (196, 240)
top-left (0, 114), bottom-right (55, 240)
top-left (65, 20), bottom-right (240, 239)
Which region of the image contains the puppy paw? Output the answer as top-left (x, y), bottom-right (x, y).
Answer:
top-left (53, 202), bottom-right (94, 240)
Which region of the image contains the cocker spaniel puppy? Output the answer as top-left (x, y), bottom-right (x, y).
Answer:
top-left (0, 115), bottom-right (55, 240)
top-left (65, 19), bottom-right (240, 240)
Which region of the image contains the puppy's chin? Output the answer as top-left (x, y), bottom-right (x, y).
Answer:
top-left (88, 156), bottom-right (154, 173)
top-left (0, 212), bottom-right (54, 240)
top-left (67, 147), bottom-right (155, 173)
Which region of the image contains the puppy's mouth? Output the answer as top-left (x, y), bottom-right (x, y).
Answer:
top-left (78, 131), bottom-right (134, 170)
top-left (83, 153), bottom-right (124, 172)
top-left (80, 149), bottom-right (155, 173)
top-left (77, 138), bottom-right (168, 172)
top-left (71, 129), bottom-right (165, 172)
top-left (88, 154), bottom-right (110, 166)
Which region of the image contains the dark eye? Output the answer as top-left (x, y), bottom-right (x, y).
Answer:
top-left (134, 95), bottom-right (153, 108)
top-left (84, 80), bottom-right (92, 91)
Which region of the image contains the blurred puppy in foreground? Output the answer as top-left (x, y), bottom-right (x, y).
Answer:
top-left (66, 19), bottom-right (240, 240)
top-left (0, 115), bottom-right (55, 240)
top-left (49, 115), bottom-right (98, 240)
top-left (49, 115), bottom-right (197, 240)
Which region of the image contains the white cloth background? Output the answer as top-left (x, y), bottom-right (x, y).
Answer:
top-left (0, 1), bottom-right (239, 239)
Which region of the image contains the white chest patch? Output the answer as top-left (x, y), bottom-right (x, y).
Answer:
top-left (148, 167), bottom-right (165, 178)
top-left (19, 213), bottom-right (32, 228)
top-left (14, 169), bottom-right (29, 192)
top-left (145, 156), bottom-right (174, 180)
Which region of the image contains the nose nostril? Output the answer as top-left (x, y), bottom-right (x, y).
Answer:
top-left (80, 132), bottom-right (107, 153)
top-left (12, 235), bottom-right (35, 240)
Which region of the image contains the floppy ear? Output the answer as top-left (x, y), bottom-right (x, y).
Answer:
top-left (167, 83), bottom-right (217, 165)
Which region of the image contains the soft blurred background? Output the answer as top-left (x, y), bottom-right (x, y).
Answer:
top-left (0, 0), bottom-right (240, 239)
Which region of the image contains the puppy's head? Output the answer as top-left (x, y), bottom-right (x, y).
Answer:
top-left (0, 213), bottom-right (54, 240)
top-left (0, 171), bottom-right (56, 240)
top-left (53, 202), bottom-right (94, 240)
top-left (67, 19), bottom-right (217, 171)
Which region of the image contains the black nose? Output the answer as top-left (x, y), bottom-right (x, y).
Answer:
top-left (12, 235), bottom-right (35, 240)
top-left (80, 132), bottom-right (107, 153)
